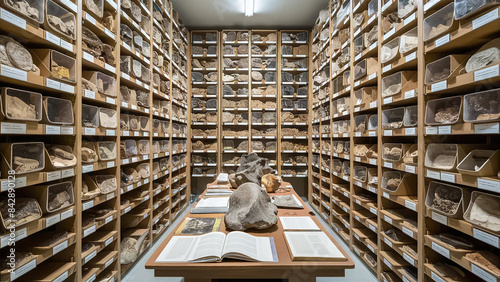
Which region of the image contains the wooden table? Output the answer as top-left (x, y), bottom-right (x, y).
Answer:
top-left (145, 181), bottom-right (355, 282)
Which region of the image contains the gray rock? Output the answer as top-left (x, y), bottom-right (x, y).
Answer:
top-left (282, 85), bottom-right (295, 96)
top-left (265, 72), bottom-right (276, 82)
top-left (251, 44), bottom-right (262, 54)
top-left (265, 45), bottom-right (276, 55)
top-left (282, 33), bottom-right (291, 41)
top-left (282, 45), bottom-right (293, 55)
top-left (225, 31), bottom-right (236, 41)
top-left (206, 33), bottom-right (217, 41)
top-left (295, 72), bottom-right (308, 82)
top-left (282, 72), bottom-right (293, 82)
top-left (297, 32), bottom-right (308, 41)
top-left (266, 58), bottom-right (276, 68)
top-left (237, 58), bottom-right (249, 68)
top-left (223, 45), bottom-right (234, 55)
top-left (238, 45), bottom-right (248, 54)
top-left (252, 71), bottom-right (263, 81)
top-left (297, 86), bottom-right (308, 96)
top-left (225, 182), bottom-right (278, 231)
top-left (192, 34), bottom-right (202, 42)
top-left (237, 88), bottom-right (248, 96)
top-left (223, 58), bottom-right (235, 68)
top-left (207, 85), bottom-right (217, 95)
top-left (272, 195), bottom-right (303, 208)
top-left (231, 153), bottom-right (275, 187)
top-left (192, 72), bottom-right (204, 82)
top-left (223, 85), bottom-right (233, 96)
top-left (207, 46), bottom-right (217, 55)
top-left (237, 31), bottom-right (249, 41)
top-left (252, 58), bottom-right (263, 68)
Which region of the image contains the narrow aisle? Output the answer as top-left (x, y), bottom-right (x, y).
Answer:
top-left (123, 200), bottom-right (377, 282)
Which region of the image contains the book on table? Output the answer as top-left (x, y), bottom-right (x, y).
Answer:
top-left (175, 217), bottom-right (222, 235)
top-left (279, 216), bottom-right (320, 231)
top-left (284, 231), bottom-right (346, 261)
top-left (156, 231), bottom-right (278, 263)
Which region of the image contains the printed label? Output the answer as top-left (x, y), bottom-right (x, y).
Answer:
top-left (1, 64), bottom-right (27, 81)
top-left (474, 65), bottom-right (499, 81)
top-left (432, 211), bottom-right (448, 225)
top-left (46, 214), bottom-right (61, 227)
top-left (440, 172), bottom-right (455, 183)
top-left (1, 122), bottom-right (27, 134)
top-left (438, 125), bottom-right (452, 135)
top-left (1, 8), bottom-right (26, 29)
top-left (473, 228), bottom-right (499, 248)
top-left (474, 122), bottom-right (500, 134)
top-left (435, 34), bottom-right (450, 47)
top-left (431, 80), bottom-right (447, 92)
top-left (472, 9), bottom-right (498, 30)
top-left (432, 241), bottom-right (450, 259)
top-left (53, 240), bottom-right (68, 255)
top-left (47, 170), bottom-right (62, 182)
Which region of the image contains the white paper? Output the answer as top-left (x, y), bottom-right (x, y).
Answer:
top-left (280, 217), bottom-right (320, 231)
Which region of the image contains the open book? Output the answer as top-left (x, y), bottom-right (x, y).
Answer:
top-left (191, 196), bottom-right (230, 214)
top-left (156, 231), bottom-right (278, 263)
top-left (284, 231), bottom-right (345, 261)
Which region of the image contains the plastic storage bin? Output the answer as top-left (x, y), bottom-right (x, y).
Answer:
top-left (425, 96), bottom-right (463, 125)
top-left (381, 37), bottom-right (400, 64)
top-left (368, 114), bottom-right (378, 130)
top-left (2, 142), bottom-right (45, 174)
top-left (457, 149), bottom-right (500, 176)
top-left (455, 0), bottom-right (500, 20)
top-left (45, 0), bottom-right (76, 40)
top-left (32, 181), bottom-right (75, 214)
top-left (425, 144), bottom-right (467, 171)
top-left (425, 55), bottom-right (469, 85)
top-left (463, 89), bottom-right (500, 123)
top-left (400, 27), bottom-right (418, 54)
top-left (423, 3), bottom-right (456, 42)
top-left (355, 115), bottom-right (368, 132)
top-left (33, 49), bottom-right (76, 83)
top-left (1, 0), bottom-right (44, 24)
top-left (381, 71), bottom-right (417, 97)
top-left (121, 140), bottom-right (138, 158)
top-left (382, 107), bottom-right (405, 129)
top-left (82, 104), bottom-right (99, 127)
top-left (382, 143), bottom-right (407, 162)
top-left (464, 191), bottom-right (500, 233)
top-left (43, 97), bottom-right (74, 125)
top-left (96, 141), bottom-right (116, 161)
top-left (1, 88), bottom-right (42, 122)
top-left (98, 108), bottom-right (117, 128)
top-left (0, 198), bottom-right (42, 230)
top-left (138, 140), bottom-right (150, 155)
top-left (425, 181), bottom-right (470, 218)
top-left (398, 0), bottom-right (418, 18)
top-left (403, 105), bottom-right (418, 127)
top-left (84, 0), bottom-right (103, 18)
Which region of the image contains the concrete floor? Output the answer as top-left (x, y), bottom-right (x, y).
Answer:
top-left (122, 200), bottom-right (377, 282)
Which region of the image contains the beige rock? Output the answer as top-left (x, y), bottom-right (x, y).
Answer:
top-left (6, 94), bottom-right (37, 120)
top-left (262, 174), bottom-right (280, 193)
top-left (48, 146), bottom-right (77, 168)
top-left (13, 156), bottom-right (39, 173)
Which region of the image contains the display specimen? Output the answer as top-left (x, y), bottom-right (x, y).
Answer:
top-left (225, 182), bottom-right (278, 231)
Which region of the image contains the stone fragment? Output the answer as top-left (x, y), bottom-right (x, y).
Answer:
top-left (238, 44), bottom-right (248, 54)
top-left (120, 237), bottom-right (139, 264)
top-left (468, 194), bottom-right (500, 232)
top-left (435, 104), bottom-right (460, 123)
top-left (262, 174), bottom-right (280, 193)
top-left (13, 156), bottom-right (39, 173)
top-left (272, 195), bottom-right (302, 208)
top-left (6, 0), bottom-right (39, 21)
top-left (224, 31), bottom-right (236, 42)
top-left (252, 71), bottom-right (262, 81)
top-left (48, 189), bottom-right (71, 212)
top-left (225, 182), bottom-right (278, 231)
top-left (6, 40), bottom-right (37, 72)
top-left (433, 233), bottom-right (474, 250)
top-left (48, 145), bottom-right (77, 168)
top-left (96, 176), bottom-right (117, 194)
top-left (47, 15), bottom-right (75, 38)
top-left (465, 251), bottom-right (500, 277)
top-left (0, 198), bottom-right (41, 227)
top-left (85, 0), bottom-right (102, 17)
top-left (466, 45), bottom-right (500, 73)
top-left (6, 94), bottom-right (37, 120)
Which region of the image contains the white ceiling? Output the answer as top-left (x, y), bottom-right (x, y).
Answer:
top-left (171, 0), bottom-right (329, 30)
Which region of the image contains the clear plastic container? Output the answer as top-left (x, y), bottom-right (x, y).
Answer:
top-left (381, 37), bottom-right (400, 64)
top-left (368, 0), bottom-right (378, 16)
top-left (138, 140), bottom-right (150, 155)
top-left (425, 96), bottom-right (462, 125)
top-left (120, 24), bottom-right (133, 46)
top-left (0, 198), bottom-right (42, 230)
top-left (382, 71), bottom-right (417, 97)
top-left (94, 175), bottom-right (116, 194)
top-left (6, 142), bottom-right (45, 174)
top-left (128, 115), bottom-right (139, 131)
top-left (398, 0), bottom-right (418, 18)
top-left (368, 114), bottom-right (378, 130)
top-left (46, 145), bottom-right (76, 168)
top-left (342, 161), bottom-right (350, 176)
top-left (132, 59), bottom-right (142, 78)
top-left (1, 88), bottom-right (42, 122)
top-left (382, 143), bottom-right (404, 161)
top-left (354, 59), bottom-right (366, 80)
top-left (152, 141), bottom-right (160, 154)
top-left (98, 108), bottom-right (117, 128)
top-left (423, 3), bottom-right (455, 42)
top-left (82, 141), bottom-right (97, 163)
top-left (333, 159), bottom-right (343, 173)
top-left (136, 163), bottom-right (150, 179)
top-left (142, 41), bottom-right (151, 58)
top-left (457, 149), bottom-right (500, 176)
top-left (354, 166), bottom-right (368, 182)
top-left (1, 0), bottom-right (44, 24)
top-left (463, 89), bottom-right (500, 123)
top-left (43, 96), bottom-right (74, 125)
top-left (45, 0), bottom-right (76, 40)
top-left (343, 70), bottom-right (351, 86)
top-left (400, 27), bottom-right (418, 54)
top-left (425, 181), bottom-right (470, 218)
top-left (49, 50), bottom-right (76, 83)
top-left (140, 116), bottom-right (149, 131)
top-left (354, 36), bottom-right (363, 56)
top-left (455, 0), bottom-right (500, 20)
top-left (122, 140), bottom-right (137, 158)
top-left (97, 141), bottom-right (116, 161)
top-left (464, 191), bottom-right (500, 233)
top-left (133, 31), bottom-right (143, 50)
top-left (82, 104), bottom-right (99, 127)
top-left (425, 144), bottom-right (461, 171)
top-left (37, 181), bottom-right (74, 213)
top-left (141, 65), bottom-right (151, 83)
top-left (382, 107), bottom-right (405, 129)
top-left (355, 115), bottom-right (368, 132)
top-left (403, 105), bottom-right (418, 127)
top-left (381, 171), bottom-right (403, 192)
top-left (96, 72), bottom-right (117, 97)
top-left (152, 119), bottom-right (160, 133)
top-left (84, 0), bottom-right (103, 18)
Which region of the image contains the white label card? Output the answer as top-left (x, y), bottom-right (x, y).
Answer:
top-left (1, 8), bottom-right (26, 29)
top-left (1, 122), bottom-right (26, 134)
top-left (432, 241), bottom-right (450, 259)
top-left (431, 80), bottom-right (447, 92)
top-left (475, 122), bottom-right (500, 134)
top-left (432, 211), bottom-right (448, 225)
top-left (474, 65), bottom-right (499, 81)
top-left (473, 9), bottom-right (499, 30)
top-left (435, 34), bottom-right (450, 48)
top-left (473, 228), bottom-right (499, 248)
top-left (1, 64), bottom-right (27, 81)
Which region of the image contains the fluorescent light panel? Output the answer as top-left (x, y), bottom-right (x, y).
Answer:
top-left (245, 0), bottom-right (254, 16)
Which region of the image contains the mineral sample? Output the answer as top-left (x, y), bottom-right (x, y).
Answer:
top-left (229, 153), bottom-right (275, 187)
top-left (6, 94), bottom-right (37, 120)
top-left (262, 174), bottom-right (280, 193)
top-left (120, 237), bottom-right (139, 264)
top-left (465, 44), bottom-right (500, 73)
top-left (0, 198), bottom-right (41, 227)
top-left (465, 251), bottom-right (500, 276)
top-left (5, 0), bottom-right (39, 21)
top-left (468, 194), bottom-right (500, 232)
top-left (272, 195), bottom-right (303, 208)
top-left (47, 14), bottom-right (75, 38)
top-left (13, 156), bottom-right (40, 173)
top-left (48, 185), bottom-right (72, 211)
top-left (225, 182), bottom-right (278, 231)
top-left (48, 145), bottom-right (77, 168)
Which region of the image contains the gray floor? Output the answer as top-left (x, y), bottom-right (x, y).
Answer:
top-left (122, 199), bottom-right (377, 282)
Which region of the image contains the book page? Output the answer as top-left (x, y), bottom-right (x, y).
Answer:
top-left (155, 232), bottom-right (225, 262)
top-left (191, 232), bottom-right (226, 261)
top-left (196, 197), bottom-right (230, 208)
top-left (280, 216), bottom-right (320, 231)
top-left (284, 231), bottom-right (345, 260)
top-left (223, 231), bottom-right (275, 262)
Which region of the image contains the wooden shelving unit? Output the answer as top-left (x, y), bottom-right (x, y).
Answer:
top-left (0, 0), bottom-right (190, 280)
top-left (309, 0), bottom-right (500, 281)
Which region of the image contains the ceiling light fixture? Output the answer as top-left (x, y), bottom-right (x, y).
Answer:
top-left (245, 0), bottom-right (254, 17)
